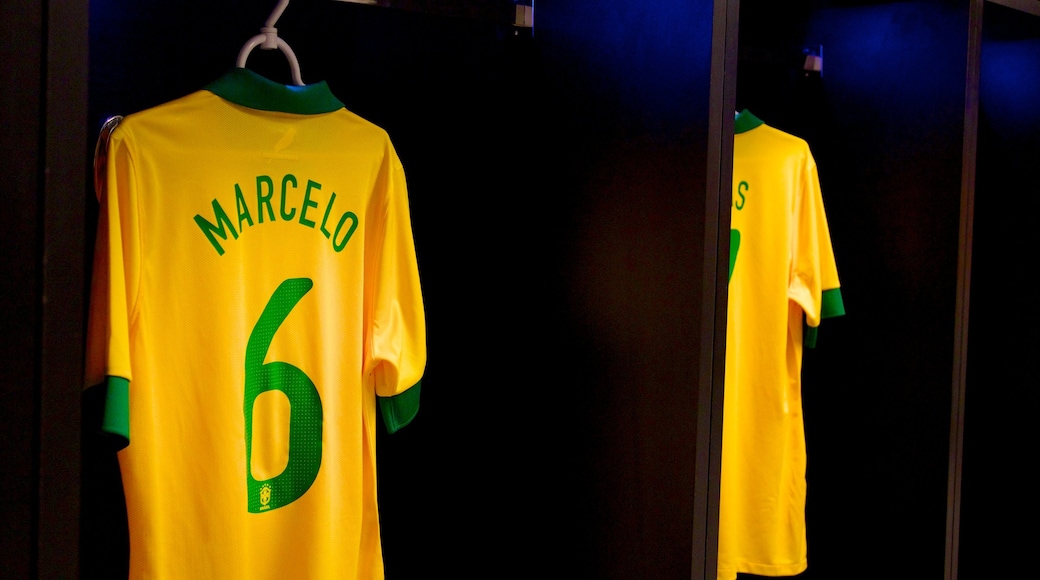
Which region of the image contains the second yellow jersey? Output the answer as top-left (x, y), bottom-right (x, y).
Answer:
top-left (84, 68), bottom-right (427, 579)
top-left (717, 111), bottom-right (844, 580)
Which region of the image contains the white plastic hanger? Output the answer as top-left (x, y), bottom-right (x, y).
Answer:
top-left (236, 0), bottom-right (305, 86)
top-left (93, 115), bottom-right (124, 200)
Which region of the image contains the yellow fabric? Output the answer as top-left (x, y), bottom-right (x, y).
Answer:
top-left (717, 114), bottom-right (842, 580)
top-left (84, 71), bottom-right (426, 579)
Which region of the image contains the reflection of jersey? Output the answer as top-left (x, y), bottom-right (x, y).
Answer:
top-left (717, 111), bottom-right (844, 580)
top-left (85, 68), bottom-right (426, 579)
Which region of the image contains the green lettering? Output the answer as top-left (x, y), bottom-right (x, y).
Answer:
top-left (333, 212), bottom-right (359, 253)
top-left (256, 175), bottom-right (275, 224)
top-left (235, 184), bottom-right (254, 230)
top-left (300, 180), bottom-right (320, 228)
top-left (736, 181), bottom-right (748, 211)
top-left (280, 174), bottom-right (297, 221)
top-left (320, 192), bottom-right (338, 239)
top-left (194, 199), bottom-right (238, 256)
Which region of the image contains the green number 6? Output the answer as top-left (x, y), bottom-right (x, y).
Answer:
top-left (729, 229), bottom-right (741, 283)
top-left (244, 278), bottom-right (322, 513)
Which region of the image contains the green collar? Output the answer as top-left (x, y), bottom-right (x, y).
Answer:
top-left (206, 68), bottom-right (344, 115)
top-left (734, 109), bottom-right (764, 134)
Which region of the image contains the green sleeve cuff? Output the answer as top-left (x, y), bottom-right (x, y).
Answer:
top-left (103, 376), bottom-right (130, 450)
top-left (821, 288), bottom-right (846, 319)
top-left (378, 381), bottom-right (421, 434)
top-left (804, 325), bottom-right (819, 349)
top-left (806, 288), bottom-right (846, 349)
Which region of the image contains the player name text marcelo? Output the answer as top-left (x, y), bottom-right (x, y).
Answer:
top-left (194, 173), bottom-right (359, 256)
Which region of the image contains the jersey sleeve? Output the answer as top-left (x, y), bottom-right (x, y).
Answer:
top-left (84, 126), bottom-right (141, 449)
top-left (788, 147), bottom-right (845, 346)
top-left (363, 140), bottom-right (427, 434)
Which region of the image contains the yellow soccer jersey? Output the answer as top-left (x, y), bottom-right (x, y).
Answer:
top-left (84, 68), bottom-right (426, 579)
top-left (717, 111), bottom-right (844, 580)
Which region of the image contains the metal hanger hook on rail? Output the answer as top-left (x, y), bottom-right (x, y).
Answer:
top-left (236, 0), bottom-right (305, 86)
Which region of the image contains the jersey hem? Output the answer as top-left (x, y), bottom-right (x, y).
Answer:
top-left (717, 559), bottom-right (808, 580)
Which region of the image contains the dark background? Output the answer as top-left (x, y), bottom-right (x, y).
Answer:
top-left (959, 1), bottom-right (1040, 577)
top-left (4, 1), bottom-right (1038, 578)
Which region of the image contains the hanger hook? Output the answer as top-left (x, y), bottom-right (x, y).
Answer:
top-left (236, 0), bottom-right (304, 86)
top-left (265, 0), bottom-right (292, 28)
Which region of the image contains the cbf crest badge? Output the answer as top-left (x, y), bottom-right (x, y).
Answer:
top-left (259, 483), bottom-right (273, 511)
